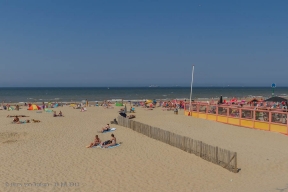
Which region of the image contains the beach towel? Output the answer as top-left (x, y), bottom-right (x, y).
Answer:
top-left (45, 109), bottom-right (53, 113)
top-left (102, 128), bottom-right (116, 133)
top-left (93, 143), bottom-right (121, 149)
top-left (105, 143), bottom-right (121, 149)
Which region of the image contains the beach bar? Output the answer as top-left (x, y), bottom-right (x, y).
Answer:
top-left (184, 103), bottom-right (288, 135)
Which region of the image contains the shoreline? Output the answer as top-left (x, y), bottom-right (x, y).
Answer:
top-left (1, 95), bottom-right (288, 104)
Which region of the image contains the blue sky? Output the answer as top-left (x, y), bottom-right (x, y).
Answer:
top-left (0, 0), bottom-right (287, 87)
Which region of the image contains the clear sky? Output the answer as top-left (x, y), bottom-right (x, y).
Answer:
top-left (0, 0), bottom-right (287, 87)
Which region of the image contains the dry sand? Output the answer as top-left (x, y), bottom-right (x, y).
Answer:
top-left (0, 105), bottom-right (288, 192)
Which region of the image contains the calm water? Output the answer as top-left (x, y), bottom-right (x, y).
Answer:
top-left (0, 87), bottom-right (287, 103)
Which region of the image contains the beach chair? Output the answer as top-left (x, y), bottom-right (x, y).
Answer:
top-left (130, 107), bottom-right (136, 113)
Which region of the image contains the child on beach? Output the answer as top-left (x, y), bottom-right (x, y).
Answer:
top-left (86, 135), bottom-right (101, 148)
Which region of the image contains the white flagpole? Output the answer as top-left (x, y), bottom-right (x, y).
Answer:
top-left (189, 65), bottom-right (194, 112)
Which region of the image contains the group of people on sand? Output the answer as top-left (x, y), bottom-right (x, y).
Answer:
top-left (86, 124), bottom-right (117, 148)
top-left (8, 114), bottom-right (42, 124)
top-left (53, 111), bottom-right (64, 117)
top-left (86, 133), bottom-right (117, 148)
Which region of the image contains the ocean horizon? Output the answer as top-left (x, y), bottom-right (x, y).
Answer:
top-left (0, 87), bottom-right (287, 103)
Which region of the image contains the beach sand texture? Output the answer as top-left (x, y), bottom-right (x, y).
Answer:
top-left (0, 106), bottom-right (288, 192)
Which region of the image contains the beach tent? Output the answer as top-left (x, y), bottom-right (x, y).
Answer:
top-left (265, 96), bottom-right (287, 102)
top-left (28, 104), bottom-right (41, 110)
top-left (115, 102), bottom-right (123, 106)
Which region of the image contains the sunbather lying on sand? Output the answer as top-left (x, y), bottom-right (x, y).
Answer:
top-left (101, 134), bottom-right (116, 148)
top-left (86, 135), bottom-right (101, 148)
top-left (127, 115), bottom-right (135, 119)
top-left (7, 115), bottom-right (29, 118)
top-left (17, 120), bottom-right (30, 124)
top-left (98, 124), bottom-right (110, 133)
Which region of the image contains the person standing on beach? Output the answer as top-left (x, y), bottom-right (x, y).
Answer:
top-left (86, 99), bottom-right (88, 107)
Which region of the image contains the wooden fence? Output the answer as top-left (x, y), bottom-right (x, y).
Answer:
top-left (118, 116), bottom-right (238, 173)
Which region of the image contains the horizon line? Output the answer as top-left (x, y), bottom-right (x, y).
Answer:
top-left (0, 86), bottom-right (287, 88)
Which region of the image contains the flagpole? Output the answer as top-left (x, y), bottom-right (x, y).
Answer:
top-left (189, 65), bottom-right (194, 112)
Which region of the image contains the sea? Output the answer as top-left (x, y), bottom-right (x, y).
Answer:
top-left (0, 87), bottom-right (287, 103)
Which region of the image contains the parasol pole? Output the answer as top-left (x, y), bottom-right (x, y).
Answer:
top-left (189, 65), bottom-right (195, 112)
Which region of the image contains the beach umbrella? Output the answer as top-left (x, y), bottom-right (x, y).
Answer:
top-left (265, 96), bottom-right (287, 102)
top-left (27, 104), bottom-right (41, 110)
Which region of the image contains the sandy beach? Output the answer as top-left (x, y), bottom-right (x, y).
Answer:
top-left (1, 105), bottom-right (288, 192)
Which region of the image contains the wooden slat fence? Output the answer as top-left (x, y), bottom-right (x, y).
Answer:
top-left (118, 116), bottom-right (238, 173)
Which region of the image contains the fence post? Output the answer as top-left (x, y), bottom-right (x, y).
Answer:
top-left (216, 146), bottom-right (218, 164)
top-left (234, 152), bottom-right (237, 173)
top-left (200, 141), bottom-right (202, 157)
